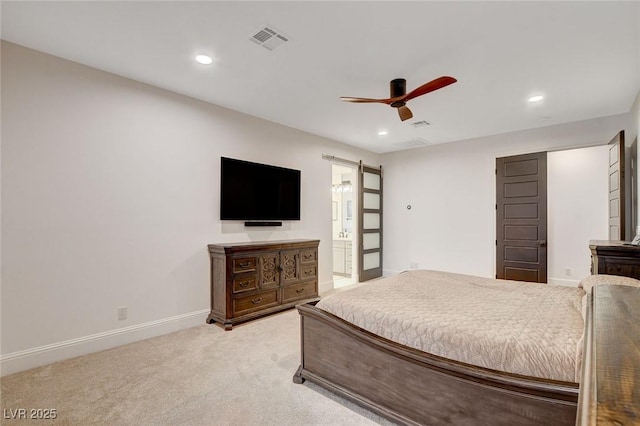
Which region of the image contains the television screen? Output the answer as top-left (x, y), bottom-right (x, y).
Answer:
top-left (220, 157), bottom-right (301, 220)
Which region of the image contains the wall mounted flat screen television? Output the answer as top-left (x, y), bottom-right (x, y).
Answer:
top-left (220, 157), bottom-right (301, 221)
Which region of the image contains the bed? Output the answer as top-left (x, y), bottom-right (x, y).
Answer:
top-left (292, 270), bottom-right (640, 425)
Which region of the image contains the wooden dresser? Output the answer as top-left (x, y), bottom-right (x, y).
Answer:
top-left (589, 240), bottom-right (640, 280)
top-left (207, 239), bottom-right (320, 330)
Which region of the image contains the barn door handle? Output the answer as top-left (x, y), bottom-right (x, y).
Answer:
top-left (537, 240), bottom-right (547, 247)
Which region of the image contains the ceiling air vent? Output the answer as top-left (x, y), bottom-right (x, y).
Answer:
top-left (394, 138), bottom-right (431, 149)
top-left (249, 25), bottom-right (289, 51)
top-left (411, 120), bottom-right (431, 128)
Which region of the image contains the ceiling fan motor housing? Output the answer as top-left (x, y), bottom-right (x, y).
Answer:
top-left (390, 78), bottom-right (407, 108)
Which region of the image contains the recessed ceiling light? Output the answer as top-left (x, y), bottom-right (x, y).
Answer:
top-left (195, 55), bottom-right (213, 65)
top-left (378, 130), bottom-right (388, 136)
top-left (528, 95), bottom-right (544, 102)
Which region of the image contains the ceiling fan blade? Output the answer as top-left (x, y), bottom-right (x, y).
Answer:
top-left (404, 76), bottom-right (457, 101)
top-left (398, 105), bottom-right (413, 121)
top-left (340, 96), bottom-right (391, 104)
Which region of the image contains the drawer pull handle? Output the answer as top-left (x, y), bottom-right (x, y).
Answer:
top-left (251, 298), bottom-right (262, 305)
top-left (238, 261), bottom-right (251, 267)
top-left (296, 288), bottom-right (305, 294)
top-left (239, 281), bottom-right (250, 288)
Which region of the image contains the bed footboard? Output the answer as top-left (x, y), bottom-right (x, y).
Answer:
top-left (577, 285), bottom-right (640, 424)
top-left (293, 302), bottom-right (578, 426)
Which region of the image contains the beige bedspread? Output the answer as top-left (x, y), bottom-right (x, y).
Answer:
top-left (317, 270), bottom-right (585, 382)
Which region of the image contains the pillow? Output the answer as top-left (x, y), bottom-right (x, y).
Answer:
top-left (578, 274), bottom-right (640, 293)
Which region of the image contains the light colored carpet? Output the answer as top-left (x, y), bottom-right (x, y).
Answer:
top-left (1, 309), bottom-right (395, 425)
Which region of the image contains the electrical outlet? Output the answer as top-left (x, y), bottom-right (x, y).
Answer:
top-left (565, 268), bottom-right (572, 277)
top-left (409, 262), bottom-right (418, 269)
top-left (117, 306), bottom-right (128, 320)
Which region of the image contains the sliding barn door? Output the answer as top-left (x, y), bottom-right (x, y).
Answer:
top-left (496, 152), bottom-right (547, 283)
top-left (358, 163), bottom-right (383, 282)
top-left (608, 131), bottom-right (625, 240)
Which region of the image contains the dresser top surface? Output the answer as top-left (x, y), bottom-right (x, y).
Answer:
top-left (589, 240), bottom-right (639, 249)
top-left (210, 239), bottom-right (319, 247)
top-left (208, 239), bottom-right (320, 254)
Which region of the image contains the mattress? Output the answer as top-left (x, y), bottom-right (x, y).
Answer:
top-left (316, 270), bottom-right (585, 382)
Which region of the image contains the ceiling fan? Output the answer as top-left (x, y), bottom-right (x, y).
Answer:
top-left (340, 76), bottom-right (457, 122)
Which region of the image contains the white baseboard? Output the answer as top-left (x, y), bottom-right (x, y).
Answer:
top-left (548, 277), bottom-right (580, 287)
top-left (318, 279), bottom-right (335, 294)
top-left (0, 309), bottom-right (209, 377)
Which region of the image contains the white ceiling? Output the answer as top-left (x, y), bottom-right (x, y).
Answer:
top-left (2, 1), bottom-right (640, 153)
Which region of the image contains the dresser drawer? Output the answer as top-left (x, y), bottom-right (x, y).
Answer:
top-left (232, 257), bottom-right (257, 274)
top-left (232, 274), bottom-right (257, 294)
top-left (282, 280), bottom-right (317, 303)
top-left (300, 249), bottom-right (317, 264)
top-left (601, 261), bottom-right (640, 280)
top-left (233, 290), bottom-right (278, 316)
top-left (300, 265), bottom-right (317, 280)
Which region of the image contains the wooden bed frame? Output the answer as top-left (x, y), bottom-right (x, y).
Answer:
top-left (576, 285), bottom-right (640, 425)
top-left (293, 301), bottom-right (579, 425)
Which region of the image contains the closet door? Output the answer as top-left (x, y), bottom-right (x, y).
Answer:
top-left (359, 163), bottom-right (383, 282)
top-left (608, 131), bottom-right (625, 240)
top-left (496, 152), bottom-right (547, 283)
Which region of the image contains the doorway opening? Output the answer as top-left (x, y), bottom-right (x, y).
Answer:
top-left (332, 163), bottom-right (358, 288)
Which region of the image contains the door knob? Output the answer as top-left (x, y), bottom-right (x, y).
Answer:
top-left (537, 240), bottom-right (547, 247)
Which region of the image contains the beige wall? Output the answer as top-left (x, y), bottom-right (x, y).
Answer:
top-left (632, 90), bottom-right (640, 234)
top-left (0, 42), bottom-right (380, 374)
top-left (547, 146), bottom-right (609, 285)
top-left (381, 113), bottom-right (632, 279)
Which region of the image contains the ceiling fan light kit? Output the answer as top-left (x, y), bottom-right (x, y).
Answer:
top-left (340, 76), bottom-right (457, 121)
